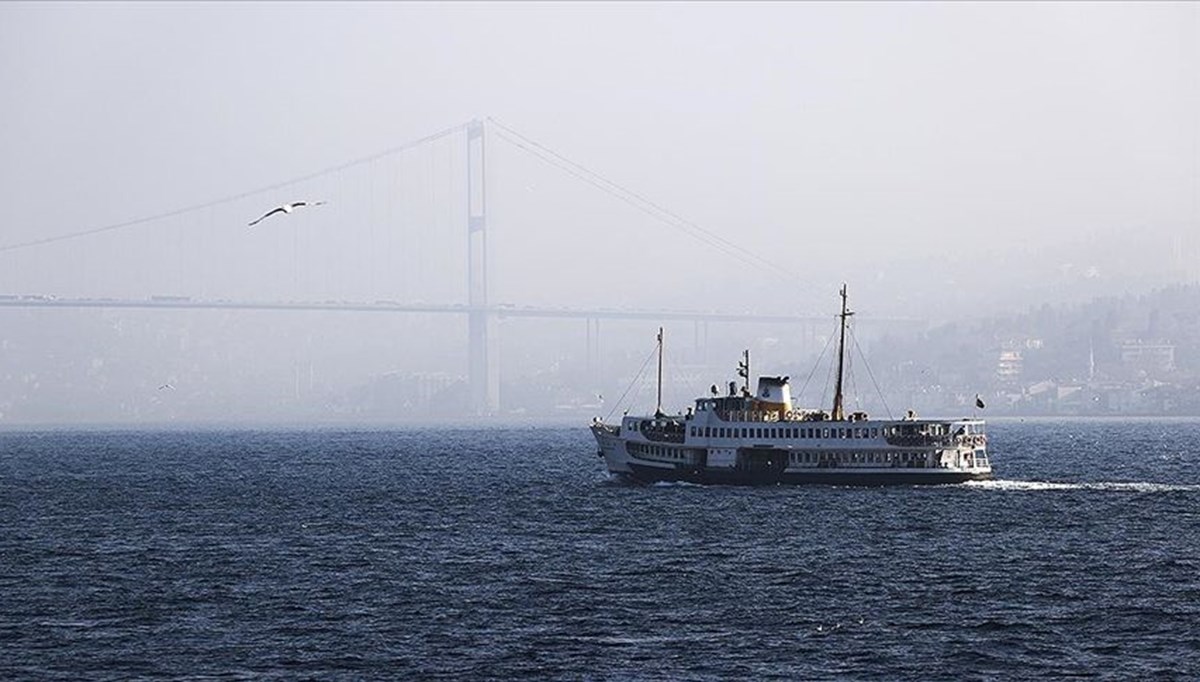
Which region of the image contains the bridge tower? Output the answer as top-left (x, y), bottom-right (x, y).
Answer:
top-left (467, 119), bottom-right (499, 414)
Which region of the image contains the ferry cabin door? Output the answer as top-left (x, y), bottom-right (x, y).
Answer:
top-left (739, 448), bottom-right (786, 483)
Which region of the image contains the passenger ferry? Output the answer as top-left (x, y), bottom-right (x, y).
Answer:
top-left (590, 286), bottom-right (992, 486)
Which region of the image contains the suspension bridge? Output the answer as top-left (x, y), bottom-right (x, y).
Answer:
top-left (0, 118), bottom-right (922, 416)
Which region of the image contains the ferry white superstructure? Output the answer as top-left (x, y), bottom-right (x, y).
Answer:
top-left (589, 286), bottom-right (993, 486)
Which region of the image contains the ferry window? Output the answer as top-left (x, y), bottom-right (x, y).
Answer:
top-left (822, 428), bottom-right (830, 438)
top-left (741, 428), bottom-right (748, 438)
top-left (871, 428), bottom-right (878, 438)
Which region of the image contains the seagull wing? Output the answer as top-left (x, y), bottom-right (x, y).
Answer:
top-left (248, 206), bottom-right (287, 227)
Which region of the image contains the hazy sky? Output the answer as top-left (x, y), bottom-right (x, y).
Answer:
top-left (1, 1), bottom-right (1197, 314)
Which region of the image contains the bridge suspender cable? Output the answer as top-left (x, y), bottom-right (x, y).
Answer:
top-left (0, 122), bottom-right (470, 254)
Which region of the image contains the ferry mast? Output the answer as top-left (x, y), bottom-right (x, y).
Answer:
top-left (831, 283), bottom-right (854, 421)
top-left (655, 327), bottom-right (665, 418)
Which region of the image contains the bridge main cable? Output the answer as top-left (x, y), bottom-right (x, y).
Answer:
top-left (0, 121), bottom-right (471, 254)
top-left (487, 117), bottom-right (796, 284)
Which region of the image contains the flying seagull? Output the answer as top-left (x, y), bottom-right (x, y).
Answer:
top-left (975, 394), bottom-right (986, 409)
top-left (248, 201), bottom-right (326, 227)
top-left (158, 383), bottom-right (175, 391)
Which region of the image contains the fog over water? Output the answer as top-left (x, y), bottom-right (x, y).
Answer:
top-left (0, 2), bottom-right (1196, 423)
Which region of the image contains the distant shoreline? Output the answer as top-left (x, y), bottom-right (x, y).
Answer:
top-left (5, 413), bottom-right (1200, 432)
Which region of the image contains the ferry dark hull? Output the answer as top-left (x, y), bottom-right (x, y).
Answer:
top-left (623, 463), bottom-right (992, 487)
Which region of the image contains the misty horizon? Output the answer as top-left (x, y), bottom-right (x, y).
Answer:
top-left (1, 2), bottom-right (1196, 423)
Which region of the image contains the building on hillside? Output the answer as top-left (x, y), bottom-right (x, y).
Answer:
top-left (1118, 340), bottom-right (1175, 376)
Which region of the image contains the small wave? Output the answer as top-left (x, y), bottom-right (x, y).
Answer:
top-left (37, 620), bottom-right (99, 629)
top-left (964, 479), bottom-right (1200, 493)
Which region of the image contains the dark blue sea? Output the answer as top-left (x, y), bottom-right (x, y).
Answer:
top-left (2, 419), bottom-right (1199, 680)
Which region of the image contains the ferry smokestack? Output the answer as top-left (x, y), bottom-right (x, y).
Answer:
top-left (755, 376), bottom-right (793, 418)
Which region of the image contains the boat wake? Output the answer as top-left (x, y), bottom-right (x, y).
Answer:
top-left (964, 479), bottom-right (1200, 493)
top-left (650, 480), bottom-right (705, 489)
